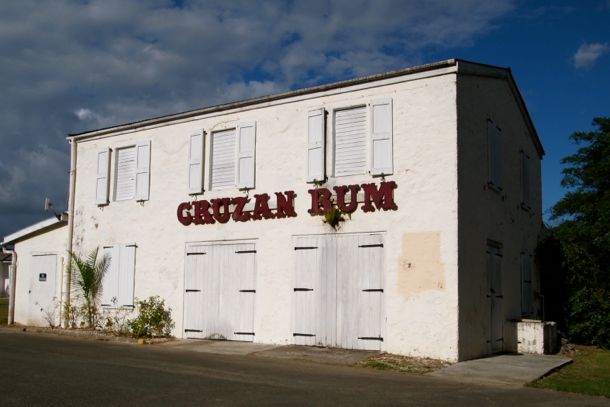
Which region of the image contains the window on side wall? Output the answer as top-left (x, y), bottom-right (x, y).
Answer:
top-left (209, 122), bottom-right (256, 191)
top-left (487, 120), bottom-right (502, 191)
top-left (101, 244), bottom-right (136, 308)
top-left (520, 150), bottom-right (531, 210)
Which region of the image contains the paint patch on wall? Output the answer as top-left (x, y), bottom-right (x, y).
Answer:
top-left (398, 232), bottom-right (445, 299)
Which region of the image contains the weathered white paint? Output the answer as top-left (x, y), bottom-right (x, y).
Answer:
top-left (517, 320), bottom-right (559, 355)
top-left (9, 222), bottom-right (67, 327)
top-left (6, 60), bottom-right (543, 362)
top-left (28, 254), bottom-right (57, 326)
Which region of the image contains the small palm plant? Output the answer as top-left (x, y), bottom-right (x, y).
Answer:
top-left (69, 248), bottom-right (109, 329)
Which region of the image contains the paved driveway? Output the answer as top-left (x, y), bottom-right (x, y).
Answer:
top-left (1, 330), bottom-right (608, 406)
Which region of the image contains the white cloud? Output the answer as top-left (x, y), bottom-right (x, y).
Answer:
top-left (573, 42), bottom-right (609, 69)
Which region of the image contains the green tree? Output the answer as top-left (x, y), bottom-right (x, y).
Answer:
top-left (69, 248), bottom-right (109, 329)
top-left (550, 117), bottom-right (610, 347)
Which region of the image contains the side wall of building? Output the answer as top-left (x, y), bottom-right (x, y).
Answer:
top-left (457, 74), bottom-right (543, 360)
top-left (71, 72), bottom-right (461, 360)
top-left (13, 224), bottom-right (68, 326)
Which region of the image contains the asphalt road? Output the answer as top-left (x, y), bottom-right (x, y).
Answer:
top-left (0, 330), bottom-right (608, 406)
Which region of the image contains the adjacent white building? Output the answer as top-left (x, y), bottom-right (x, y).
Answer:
top-left (1, 59), bottom-right (544, 361)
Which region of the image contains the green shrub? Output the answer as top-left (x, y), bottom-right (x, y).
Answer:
top-left (127, 296), bottom-right (174, 338)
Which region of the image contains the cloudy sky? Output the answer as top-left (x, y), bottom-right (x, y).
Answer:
top-left (1, 0), bottom-right (609, 238)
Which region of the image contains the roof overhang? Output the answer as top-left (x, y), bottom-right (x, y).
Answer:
top-left (66, 58), bottom-right (543, 158)
top-left (2, 214), bottom-right (68, 246)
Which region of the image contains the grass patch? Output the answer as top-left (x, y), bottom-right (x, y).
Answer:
top-left (531, 345), bottom-right (610, 398)
top-left (362, 353), bottom-right (451, 374)
top-left (0, 297), bottom-right (8, 325)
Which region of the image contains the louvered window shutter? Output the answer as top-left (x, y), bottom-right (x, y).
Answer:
top-left (237, 121), bottom-right (256, 189)
top-left (307, 109), bottom-right (326, 182)
top-left (118, 244), bottom-right (136, 307)
top-left (101, 245), bottom-right (120, 307)
top-left (96, 149), bottom-right (110, 205)
top-left (188, 131), bottom-right (205, 194)
top-left (521, 254), bottom-right (533, 315)
top-left (370, 98), bottom-right (393, 175)
top-left (334, 106), bottom-right (367, 176)
top-left (135, 141), bottom-right (151, 201)
top-left (210, 129), bottom-right (236, 190)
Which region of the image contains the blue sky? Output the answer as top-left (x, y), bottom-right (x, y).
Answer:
top-left (1, 0), bottom-right (609, 238)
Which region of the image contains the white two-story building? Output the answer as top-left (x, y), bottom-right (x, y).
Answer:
top-left (2, 59), bottom-right (544, 361)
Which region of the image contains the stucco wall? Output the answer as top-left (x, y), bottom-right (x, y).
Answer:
top-left (456, 73), bottom-right (543, 360)
top-left (71, 71), bottom-right (460, 360)
top-left (13, 224), bottom-right (68, 326)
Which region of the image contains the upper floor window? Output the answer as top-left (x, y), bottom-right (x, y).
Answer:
top-left (520, 150), bottom-right (531, 210)
top-left (95, 141), bottom-right (151, 206)
top-left (307, 98), bottom-right (393, 182)
top-left (487, 119), bottom-right (502, 190)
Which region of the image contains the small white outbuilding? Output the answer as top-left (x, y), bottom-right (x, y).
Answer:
top-left (2, 59), bottom-right (544, 361)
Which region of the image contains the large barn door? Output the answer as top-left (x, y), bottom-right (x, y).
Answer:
top-left (336, 234), bottom-right (383, 350)
top-left (487, 244), bottom-right (504, 354)
top-left (184, 242), bottom-right (256, 341)
top-left (293, 233), bottom-right (384, 350)
top-left (293, 236), bottom-right (319, 345)
top-left (233, 243), bottom-right (256, 341)
top-left (184, 248), bottom-right (207, 339)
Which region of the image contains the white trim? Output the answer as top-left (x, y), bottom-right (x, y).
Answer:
top-left (2, 215), bottom-right (67, 245)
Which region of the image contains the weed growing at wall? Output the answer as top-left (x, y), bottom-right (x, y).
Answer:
top-left (127, 296), bottom-right (174, 338)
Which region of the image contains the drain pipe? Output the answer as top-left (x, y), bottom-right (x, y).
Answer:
top-left (62, 138), bottom-right (77, 328)
top-left (2, 244), bottom-right (17, 325)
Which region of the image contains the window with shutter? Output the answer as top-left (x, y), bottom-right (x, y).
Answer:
top-left (188, 130), bottom-right (205, 194)
top-left (487, 120), bottom-right (502, 190)
top-left (237, 121), bottom-right (256, 189)
top-left (96, 149), bottom-right (110, 205)
top-left (135, 141), bottom-right (151, 201)
top-left (210, 129), bottom-right (237, 190)
top-left (115, 146), bottom-right (137, 201)
top-left (334, 106), bottom-right (368, 176)
top-left (307, 109), bottom-right (326, 182)
top-left (521, 151), bottom-right (531, 209)
top-left (370, 98), bottom-right (393, 176)
top-left (101, 243), bottom-right (136, 308)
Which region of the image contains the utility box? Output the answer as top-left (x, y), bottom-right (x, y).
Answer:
top-left (517, 319), bottom-right (560, 354)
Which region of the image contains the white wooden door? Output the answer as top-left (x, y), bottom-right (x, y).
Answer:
top-left (487, 246), bottom-right (504, 353)
top-left (293, 234), bottom-right (383, 350)
top-left (184, 248), bottom-right (207, 338)
top-left (184, 243), bottom-right (256, 341)
top-left (29, 254), bottom-right (57, 326)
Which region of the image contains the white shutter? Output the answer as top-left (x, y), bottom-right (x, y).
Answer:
top-left (211, 129), bottom-right (236, 190)
top-left (307, 109), bottom-right (326, 182)
top-left (95, 149), bottom-right (110, 205)
top-left (188, 130), bottom-right (205, 194)
top-left (370, 98), bottom-right (393, 175)
top-left (115, 147), bottom-right (136, 201)
top-left (118, 244), bottom-right (136, 307)
top-left (237, 121), bottom-right (256, 189)
top-left (101, 245), bottom-right (120, 307)
top-left (135, 141), bottom-right (151, 201)
top-left (334, 106), bottom-right (367, 176)
top-left (487, 120), bottom-right (502, 188)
